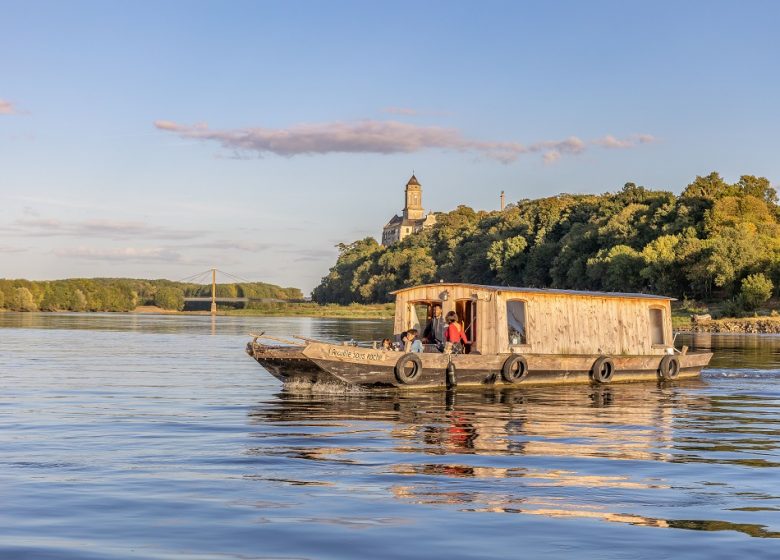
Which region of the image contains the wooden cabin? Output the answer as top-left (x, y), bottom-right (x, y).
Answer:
top-left (392, 283), bottom-right (674, 357)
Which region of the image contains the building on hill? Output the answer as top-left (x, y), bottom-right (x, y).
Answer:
top-left (381, 174), bottom-right (437, 245)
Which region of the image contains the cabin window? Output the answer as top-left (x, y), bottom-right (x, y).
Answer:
top-left (506, 300), bottom-right (527, 345)
top-left (409, 302), bottom-right (433, 331)
top-left (650, 308), bottom-right (665, 345)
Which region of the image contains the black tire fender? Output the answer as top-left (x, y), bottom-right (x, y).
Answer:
top-left (501, 354), bottom-right (529, 383)
top-left (591, 356), bottom-right (615, 384)
top-left (658, 355), bottom-right (680, 380)
top-left (394, 353), bottom-right (423, 384)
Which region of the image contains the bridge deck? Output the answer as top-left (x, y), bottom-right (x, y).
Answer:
top-left (183, 297), bottom-right (249, 302)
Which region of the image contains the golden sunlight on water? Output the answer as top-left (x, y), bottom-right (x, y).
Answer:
top-left (1, 314), bottom-right (779, 558)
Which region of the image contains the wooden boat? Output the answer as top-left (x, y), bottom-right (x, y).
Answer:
top-left (246, 283), bottom-right (713, 389)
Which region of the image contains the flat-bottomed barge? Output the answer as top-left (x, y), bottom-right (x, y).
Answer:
top-left (246, 283), bottom-right (712, 389)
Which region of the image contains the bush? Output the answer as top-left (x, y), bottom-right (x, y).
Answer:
top-left (740, 273), bottom-right (774, 311)
top-left (719, 297), bottom-right (745, 318)
top-left (154, 287), bottom-right (184, 311)
top-left (10, 287), bottom-right (37, 312)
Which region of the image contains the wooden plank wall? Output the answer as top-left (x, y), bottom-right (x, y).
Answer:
top-left (394, 285), bottom-right (672, 356)
top-left (496, 291), bottom-right (671, 356)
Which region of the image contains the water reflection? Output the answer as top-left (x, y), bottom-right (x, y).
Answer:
top-left (250, 382), bottom-right (780, 539)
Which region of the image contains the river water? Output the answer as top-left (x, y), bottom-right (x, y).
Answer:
top-left (0, 313), bottom-right (778, 559)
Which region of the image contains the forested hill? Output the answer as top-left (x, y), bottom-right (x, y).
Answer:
top-left (313, 172), bottom-right (779, 310)
top-left (0, 278), bottom-right (303, 312)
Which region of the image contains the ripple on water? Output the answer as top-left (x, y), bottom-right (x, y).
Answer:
top-left (0, 315), bottom-right (779, 559)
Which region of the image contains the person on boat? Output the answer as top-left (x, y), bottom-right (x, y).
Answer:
top-left (423, 305), bottom-right (445, 350)
top-left (444, 311), bottom-right (469, 354)
top-left (406, 328), bottom-right (424, 353)
top-left (381, 338), bottom-right (393, 351)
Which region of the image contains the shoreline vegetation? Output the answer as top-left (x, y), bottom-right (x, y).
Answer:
top-left (0, 302), bottom-right (396, 319)
top-left (4, 172), bottom-right (780, 332)
top-left (4, 300), bottom-right (780, 332)
top-left (312, 172), bottom-right (780, 327)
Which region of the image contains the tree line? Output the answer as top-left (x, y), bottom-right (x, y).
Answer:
top-left (313, 172), bottom-right (779, 314)
top-left (0, 278), bottom-right (303, 312)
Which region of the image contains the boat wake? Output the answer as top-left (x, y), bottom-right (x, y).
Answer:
top-left (282, 378), bottom-right (368, 395)
top-left (703, 368), bottom-right (780, 379)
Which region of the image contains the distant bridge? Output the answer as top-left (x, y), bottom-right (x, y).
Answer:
top-left (183, 297), bottom-right (284, 304)
top-left (184, 297), bottom-right (248, 304)
top-left (178, 268), bottom-right (283, 314)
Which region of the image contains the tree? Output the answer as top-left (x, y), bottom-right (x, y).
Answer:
top-left (10, 287), bottom-right (37, 311)
top-left (740, 273), bottom-right (773, 311)
top-left (154, 287), bottom-right (185, 310)
top-left (736, 175), bottom-right (778, 205)
top-left (681, 172), bottom-right (730, 199)
top-left (70, 288), bottom-right (87, 312)
top-left (487, 235), bottom-right (528, 284)
top-left (586, 245), bottom-right (644, 292)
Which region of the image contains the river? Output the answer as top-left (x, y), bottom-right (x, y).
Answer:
top-left (0, 313), bottom-right (778, 559)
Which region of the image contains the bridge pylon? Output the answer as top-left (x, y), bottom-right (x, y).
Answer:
top-left (210, 268), bottom-right (217, 316)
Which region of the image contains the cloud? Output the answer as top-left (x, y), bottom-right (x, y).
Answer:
top-left (155, 119), bottom-right (655, 164)
top-left (289, 247), bottom-right (338, 262)
top-left (0, 245), bottom-right (25, 253)
top-left (154, 118), bottom-right (530, 161)
top-left (594, 134), bottom-right (656, 149)
top-left (381, 107), bottom-right (419, 116)
top-left (529, 136), bottom-right (587, 165)
top-left (53, 247), bottom-right (184, 262)
top-left (14, 218), bottom-right (205, 240)
top-left (0, 99), bottom-right (19, 115)
top-left (178, 240), bottom-right (276, 252)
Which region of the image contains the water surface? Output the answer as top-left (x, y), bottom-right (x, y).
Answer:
top-left (0, 313), bottom-right (778, 559)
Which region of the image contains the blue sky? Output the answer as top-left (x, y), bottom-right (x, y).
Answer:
top-left (1, 0), bottom-right (778, 292)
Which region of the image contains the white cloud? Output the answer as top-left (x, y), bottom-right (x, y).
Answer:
top-left (154, 118), bottom-right (529, 161)
top-left (594, 134), bottom-right (656, 149)
top-left (13, 218), bottom-right (205, 240)
top-left (381, 107), bottom-right (419, 116)
top-left (53, 247), bottom-right (184, 262)
top-left (155, 119), bottom-right (655, 164)
top-left (0, 245), bottom-right (25, 253)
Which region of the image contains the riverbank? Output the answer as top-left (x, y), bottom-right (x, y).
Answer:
top-left (683, 316), bottom-right (780, 334)
top-left (131, 302), bottom-right (396, 319)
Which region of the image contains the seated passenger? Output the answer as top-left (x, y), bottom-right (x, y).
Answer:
top-left (444, 311), bottom-right (470, 354)
top-left (381, 338), bottom-right (393, 351)
top-left (406, 328), bottom-right (424, 353)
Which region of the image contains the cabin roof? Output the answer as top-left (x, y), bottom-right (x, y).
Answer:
top-left (391, 283), bottom-right (674, 301)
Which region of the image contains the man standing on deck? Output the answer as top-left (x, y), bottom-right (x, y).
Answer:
top-left (423, 305), bottom-right (445, 350)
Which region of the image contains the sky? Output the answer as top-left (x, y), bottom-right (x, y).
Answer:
top-left (1, 0), bottom-right (778, 293)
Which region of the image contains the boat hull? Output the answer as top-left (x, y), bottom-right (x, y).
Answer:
top-left (245, 342), bottom-right (342, 384)
top-left (247, 342), bottom-right (712, 389)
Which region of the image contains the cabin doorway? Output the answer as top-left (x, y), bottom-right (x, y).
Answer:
top-left (455, 299), bottom-right (477, 354)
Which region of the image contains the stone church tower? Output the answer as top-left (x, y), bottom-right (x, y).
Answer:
top-left (382, 175), bottom-right (437, 246)
top-left (403, 175), bottom-right (424, 220)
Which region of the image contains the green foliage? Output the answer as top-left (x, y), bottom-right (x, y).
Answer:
top-left (313, 172), bottom-right (780, 308)
top-left (0, 277), bottom-right (299, 313)
top-left (740, 273), bottom-right (774, 311)
top-left (10, 287), bottom-right (37, 311)
top-left (154, 286), bottom-right (185, 310)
